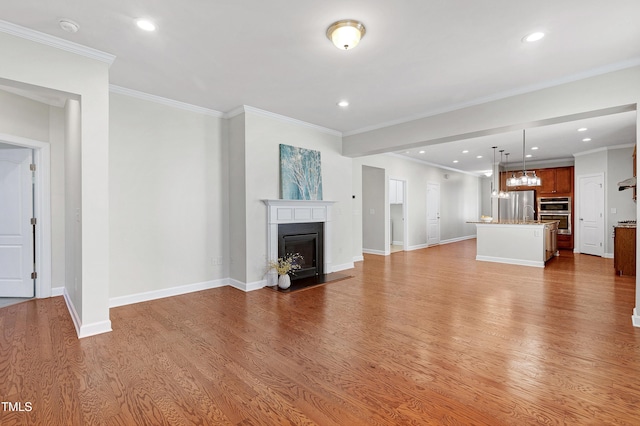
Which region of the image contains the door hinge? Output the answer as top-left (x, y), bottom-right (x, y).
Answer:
top-left (30, 163), bottom-right (36, 172)
top-left (31, 272), bottom-right (37, 279)
top-left (31, 218), bottom-right (37, 225)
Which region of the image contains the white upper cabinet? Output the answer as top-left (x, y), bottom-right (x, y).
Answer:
top-left (389, 179), bottom-right (404, 204)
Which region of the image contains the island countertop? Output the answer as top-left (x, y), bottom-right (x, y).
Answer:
top-left (467, 220), bottom-right (560, 225)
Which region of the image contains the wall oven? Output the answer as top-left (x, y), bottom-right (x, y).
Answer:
top-left (538, 197), bottom-right (571, 235)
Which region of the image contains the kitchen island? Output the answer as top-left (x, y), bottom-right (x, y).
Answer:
top-left (470, 220), bottom-right (559, 267)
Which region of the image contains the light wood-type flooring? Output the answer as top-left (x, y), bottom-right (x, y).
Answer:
top-left (1, 240), bottom-right (639, 425)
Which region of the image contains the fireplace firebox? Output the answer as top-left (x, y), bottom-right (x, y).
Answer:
top-left (278, 222), bottom-right (324, 280)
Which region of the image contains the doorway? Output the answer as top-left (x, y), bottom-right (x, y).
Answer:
top-left (389, 178), bottom-right (407, 253)
top-left (0, 135), bottom-right (51, 301)
top-left (0, 147), bottom-right (34, 300)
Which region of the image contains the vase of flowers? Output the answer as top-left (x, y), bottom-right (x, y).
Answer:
top-left (268, 253), bottom-right (303, 289)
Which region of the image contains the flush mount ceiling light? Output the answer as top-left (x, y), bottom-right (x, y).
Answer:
top-left (59, 18), bottom-right (79, 33)
top-left (326, 20), bottom-right (366, 50)
top-left (578, 127), bottom-right (588, 132)
top-left (523, 31), bottom-right (545, 42)
top-left (583, 138), bottom-right (592, 142)
top-left (337, 100), bottom-right (349, 107)
top-left (136, 18), bottom-right (157, 31)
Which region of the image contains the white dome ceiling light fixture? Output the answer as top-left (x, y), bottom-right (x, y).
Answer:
top-left (136, 18), bottom-right (157, 32)
top-left (59, 18), bottom-right (79, 33)
top-left (337, 100), bottom-right (349, 107)
top-left (326, 20), bottom-right (366, 50)
top-left (523, 31), bottom-right (545, 43)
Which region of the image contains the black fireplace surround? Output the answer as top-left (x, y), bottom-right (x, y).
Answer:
top-left (278, 222), bottom-right (324, 280)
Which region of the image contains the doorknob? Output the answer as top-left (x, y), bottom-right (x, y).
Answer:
top-left (580, 218), bottom-right (584, 221)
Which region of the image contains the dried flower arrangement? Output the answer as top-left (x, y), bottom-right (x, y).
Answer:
top-left (268, 253), bottom-right (303, 276)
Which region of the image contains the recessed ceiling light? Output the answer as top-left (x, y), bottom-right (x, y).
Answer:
top-left (523, 32), bottom-right (545, 43)
top-left (136, 18), bottom-right (157, 31)
top-left (578, 127), bottom-right (588, 132)
top-left (419, 150), bottom-right (425, 154)
top-left (476, 155), bottom-right (482, 159)
top-left (583, 138), bottom-right (592, 142)
top-left (526, 154), bottom-right (532, 158)
top-left (59, 18), bottom-right (79, 33)
top-left (453, 160), bottom-right (459, 163)
top-left (531, 146), bottom-right (539, 150)
top-left (405, 151), bottom-right (410, 154)
top-left (462, 150), bottom-right (469, 154)
top-left (337, 100), bottom-right (349, 107)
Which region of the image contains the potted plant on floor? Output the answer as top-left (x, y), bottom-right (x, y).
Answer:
top-left (268, 253), bottom-right (303, 289)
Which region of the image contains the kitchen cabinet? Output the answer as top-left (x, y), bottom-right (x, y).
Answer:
top-left (389, 179), bottom-right (404, 204)
top-left (500, 166), bottom-right (573, 195)
top-left (536, 167), bottom-right (573, 195)
top-left (614, 226), bottom-right (636, 276)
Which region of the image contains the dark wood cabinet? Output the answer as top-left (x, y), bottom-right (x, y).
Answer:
top-left (500, 166), bottom-right (573, 196)
top-left (614, 226), bottom-right (636, 276)
top-left (536, 166), bottom-right (573, 196)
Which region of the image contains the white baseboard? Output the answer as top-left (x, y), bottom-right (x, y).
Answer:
top-left (362, 249), bottom-right (388, 256)
top-left (440, 235), bottom-right (476, 245)
top-left (51, 286), bottom-right (64, 297)
top-left (603, 252), bottom-right (614, 259)
top-left (63, 287), bottom-right (112, 338)
top-left (109, 278), bottom-right (227, 308)
top-left (227, 278), bottom-right (267, 292)
top-left (353, 255), bottom-right (364, 263)
top-left (329, 262), bottom-right (355, 272)
top-left (407, 243), bottom-right (429, 251)
top-left (633, 308), bottom-right (640, 328)
top-left (476, 255), bottom-right (544, 268)
top-left (392, 240), bottom-right (404, 246)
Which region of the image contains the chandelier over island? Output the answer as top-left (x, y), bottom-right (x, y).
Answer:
top-left (506, 129), bottom-right (541, 187)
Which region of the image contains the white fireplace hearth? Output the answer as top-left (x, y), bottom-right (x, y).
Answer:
top-left (263, 199), bottom-right (335, 276)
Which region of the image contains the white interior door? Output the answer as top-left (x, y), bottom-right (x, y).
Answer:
top-left (0, 148), bottom-right (34, 297)
top-left (426, 182), bottom-right (440, 246)
top-left (578, 174), bottom-right (604, 256)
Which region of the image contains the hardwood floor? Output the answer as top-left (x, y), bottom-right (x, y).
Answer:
top-left (1, 240), bottom-right (639, 425)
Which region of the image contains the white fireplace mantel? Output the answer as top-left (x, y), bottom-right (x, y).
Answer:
top-left (263, 199), bottom-right (336, 274)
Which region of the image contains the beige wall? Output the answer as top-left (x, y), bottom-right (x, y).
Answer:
top-left (109, 93), bottom-right (227, 299)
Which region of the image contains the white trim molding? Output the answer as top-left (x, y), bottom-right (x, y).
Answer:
top-left (263, 199), bottom-right (337, 273)
top-left (329, 262), bottom-right (355, 273)
top-left (63, 288), bottom-right (112, 338)
top-left (110, 85), bottom-right (224, 117)
top-left (0, 20), bottom-right (115, 65)
top-left (476, 255), bottom-right (545, 268)
top-left (233, 106), bottom-right (342, 136)
top-left (109, 278), bottom-right (227, 308)
top-left (633, 308), bottom-right (640, 328)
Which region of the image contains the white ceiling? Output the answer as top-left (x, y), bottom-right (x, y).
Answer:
top-left (2, 0), bottom-right (639, 173)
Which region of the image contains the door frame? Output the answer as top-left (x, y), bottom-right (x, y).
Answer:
top-left (0, 132), bottom-right (51, 298)
top-left (426, 181), bottom-right (441, 246)
top-left (574, 172), bottom-right (605, 256)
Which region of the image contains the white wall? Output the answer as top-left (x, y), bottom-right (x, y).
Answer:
top-left (109, 93), bottom-right (227, 299)
top-left (241, 110), bottom-right (353, 285)
top-left (362, 166), bottom-right (386, 253)
top-left (390, 204), bottom-right (404, 244)
top-left (352, 154), bottom-right (480, 258)
top-left (228, 114), bottom-right (247, 284)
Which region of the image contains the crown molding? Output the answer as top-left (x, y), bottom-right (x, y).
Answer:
top-left (573, 143), bottom-right (635, 158)
top-left (230, 105), bottom-right (342, 137)
top-left (0, 20), bottom-right (115, 66)
top-left (110, 85), bottom-right (224, 117)
top-left (344, 58), bottom-right (640, 138)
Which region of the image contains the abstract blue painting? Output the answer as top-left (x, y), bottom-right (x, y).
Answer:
top-left (280, 144), bottom-right (323, 200)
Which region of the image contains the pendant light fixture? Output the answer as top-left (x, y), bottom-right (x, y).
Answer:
top-left (326, 20), bottom-right (366, 50)
top-left (506, 129), bottom-right (541, 187)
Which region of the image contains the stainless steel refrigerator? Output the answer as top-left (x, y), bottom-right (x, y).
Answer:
top-left (498, 190), bottom-right (537, 221)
